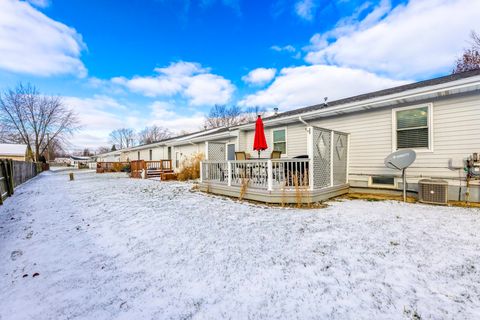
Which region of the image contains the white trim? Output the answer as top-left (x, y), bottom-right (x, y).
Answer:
top-left (391, 103), bottom-right (434, 153)
top-left (330, 131), bottom-right (334, 187)
top-left (225, 143), bottom-right (236, 161)
top-left (271, 127), bottom-right (288, 157)
top-left (346, 134), bottom-right (350, 183)
top-left (368, 175), bottom-right (398, 189)
top-left (234, 77), bottom-right (480, 130)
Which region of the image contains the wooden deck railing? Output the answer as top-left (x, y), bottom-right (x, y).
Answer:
top-left (130, 160), bottom-right (173, 179)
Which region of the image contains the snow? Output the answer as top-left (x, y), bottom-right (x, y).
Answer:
top-left (1, 170), bottom-right (479, 320)
top-left (0, 143), bottom-right (27, 156)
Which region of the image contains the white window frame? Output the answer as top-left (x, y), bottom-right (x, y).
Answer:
top-left (391, 103), bottom-right (433, 153)
top-left (271, 127), bottom-right (288, 157)
top-left (368, 176), bottom-right (397, 189)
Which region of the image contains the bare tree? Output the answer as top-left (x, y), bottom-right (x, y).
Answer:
top-left (453, 31), bottom-right (480, 74)
top-left (204, 105), bottom-right (269, 129)
top-left (243, 106), bottom-right (267, 123)
top-left (0, 83), bottom-right (78, 161)
top-left (109, 128), bottom-right (136, 149)
top-left (138, 125), bottom-right (172, 145)
top-left (96, 146), bottom-right (111, 154)
top-left (82, 148), bottom-right (93, 156)
top-left (204, 105), bottom-right (244, 129)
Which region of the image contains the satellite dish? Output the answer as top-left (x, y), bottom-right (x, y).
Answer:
top-left (384, 149), bottom-right (416, 202)
top-left (384, 149), bottom-right (416, 170)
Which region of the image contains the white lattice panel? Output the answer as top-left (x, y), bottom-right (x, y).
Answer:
top-left (207, 142), bottom-right (225, 161)
top-left (332, 133), bottom-right (348, 185)
top-left (312, 127), bottom-right (331, 188)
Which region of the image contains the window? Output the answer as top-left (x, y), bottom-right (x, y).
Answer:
top-left (273, 128), bottom-right (286, 155)
top-left (370, 176), bottom-right (395, 187)
top-left (394, 105), bottom-right (431, 150)
top-left (149, 150), bottom-right (152, 161)
top-left (137, 151), bottom-right (140, 160)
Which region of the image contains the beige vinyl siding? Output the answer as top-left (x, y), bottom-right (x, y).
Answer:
top-left (240, 125), bottom-right (308, 158)
top-left (237, 93), bottom-right (480, 183)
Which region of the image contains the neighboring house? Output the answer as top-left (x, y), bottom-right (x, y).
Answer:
top-left (95, 150), bottom-right (122, 162)
top-left (0, 144), bottom-right (28, 161)
top-left (118, 127), bottom-right (237, 170)
top-left (70, 156), bottom-right (91, 168)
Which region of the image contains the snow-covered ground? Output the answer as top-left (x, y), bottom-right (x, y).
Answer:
top-left (1, 170), bottom-right (479, 320)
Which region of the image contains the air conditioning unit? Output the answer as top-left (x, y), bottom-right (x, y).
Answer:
top-left (418, 179), bottom-right (448, 205)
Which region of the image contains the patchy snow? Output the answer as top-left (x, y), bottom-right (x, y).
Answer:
top-left (1, 170), bottom-right (479, 320)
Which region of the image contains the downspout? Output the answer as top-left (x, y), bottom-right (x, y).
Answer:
top-left (298, 116), bottom-right (309, 127)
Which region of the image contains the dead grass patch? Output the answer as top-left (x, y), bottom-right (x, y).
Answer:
top-left (177, 153), bottom-right (204, 181)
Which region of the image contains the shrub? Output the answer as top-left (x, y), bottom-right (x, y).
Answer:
top-left (177, 153), bottom-right (204, 181)
top-left (111, 162), bottom-right (122, 172)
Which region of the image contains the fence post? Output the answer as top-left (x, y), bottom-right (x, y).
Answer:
top-left (199, 161), bottom-right (203, 183)
top-left (267, 160), bottom-right (273, 191)
top-left (306, 127), bottom-right (314, 191)
top-left (227, 161), bottom-right (232, 187)
top-left (7, 160), bottom-right (14, 195)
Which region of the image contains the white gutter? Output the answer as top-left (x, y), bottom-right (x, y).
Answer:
top-left (235, 76), bottom-right (480, 130)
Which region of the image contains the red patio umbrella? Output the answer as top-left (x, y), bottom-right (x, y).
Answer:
top-left (253, 115), bottom-right (268, 158)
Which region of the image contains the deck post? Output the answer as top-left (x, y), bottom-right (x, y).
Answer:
top-left (227, 161), bottom-right (232, 186)
top-left (199, 161), bottom-right (203, 183)
top-left (330, 131), bottom-right (334, 187)
top-left (267, 160), bottom-right (273, 191)
top-left (306, 127), bottom-right (314, 191)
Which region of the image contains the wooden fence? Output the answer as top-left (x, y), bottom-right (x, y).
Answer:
top-left (0, 159), bottom-right (41, 205)
top-left (96, 162), bottom-right (130, 173)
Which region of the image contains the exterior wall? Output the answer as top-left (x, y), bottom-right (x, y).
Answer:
top-left (240, 125), bottom-right (308, 158)
top-left (238, 93), bottom-right (480, 201)
top-left (173, 143), bottom-right (204, 171)
top-left (0, 155), bottom-right (26, 161)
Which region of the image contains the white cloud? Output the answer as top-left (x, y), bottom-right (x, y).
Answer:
top-left (305, 0), bottom-right (480, 78)
top-left (64, 96), bottom-right (207, 149)
top-left (148, 101), bottom-right (205, 133)
top-left (112, 61), bottom-right (235, 106)
top-left (242, 68), bottom-right (277, 86)
top-left (26, 0), bottom-right (50, 8)
top-left (0, 0), bottom-right (87, 77)
top-left (271, 45), bottom-right (296, 53)
top-left (64, 95), bottom-right (138, 149)
top-left (295, 0), bottom-right (317, 21)
top-left (239, 64), bottom-right (408, 110)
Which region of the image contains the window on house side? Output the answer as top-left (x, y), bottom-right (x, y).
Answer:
top-left (273, 129), bottom-right (286, 154)
top-left (396, 106), bottom-right (429, 149)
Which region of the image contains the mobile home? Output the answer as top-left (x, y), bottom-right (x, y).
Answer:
top-left (200, 70), bottom-right (480, 203)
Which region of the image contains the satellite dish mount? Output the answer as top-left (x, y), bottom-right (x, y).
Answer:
top-left (384, 149), bottom-right (417, 202)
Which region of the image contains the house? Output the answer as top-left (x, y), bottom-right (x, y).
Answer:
top-left (199, 69), bottom-right (480, 203)
top-left (0, 143), bottom-right (28, 161)
top-left (70, 156), bottom-right (91, 168)
top-left (98, 70), bottom-right (480, 203)
top-left (95, 150), bottom-right (122, 163)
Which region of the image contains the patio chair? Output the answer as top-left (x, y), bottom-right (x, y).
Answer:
top-left (270, 150), bottom-right (282, 159)
top-left (235, 152), bottom-right (247, 160)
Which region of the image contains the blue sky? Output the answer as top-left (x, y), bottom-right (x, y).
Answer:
top-left (0, 0), bottom-right (479, 150)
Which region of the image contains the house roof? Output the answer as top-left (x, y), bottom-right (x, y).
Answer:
top-left (0, 143), bottom-right (27, 156)
top-left (236, 69), bottom-right (480, 127)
